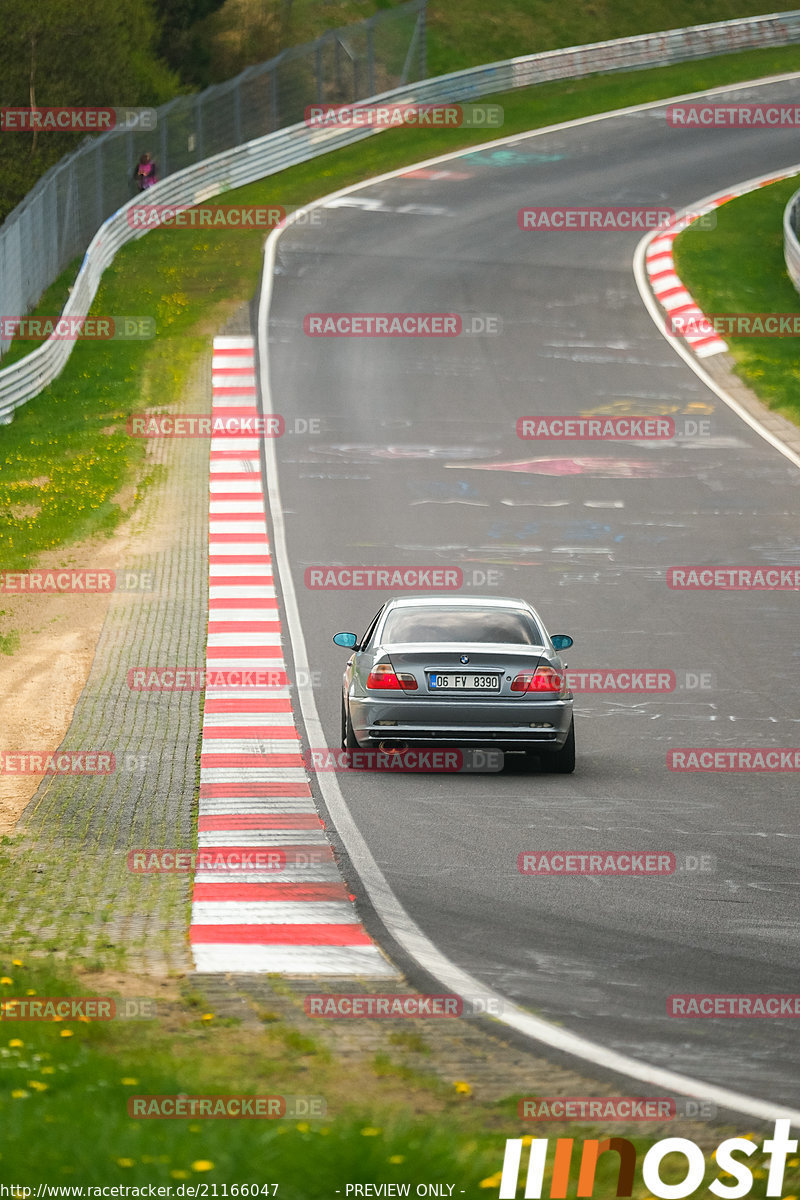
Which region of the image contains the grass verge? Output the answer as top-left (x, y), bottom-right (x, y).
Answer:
top-left (673, 175), bottom-right (800, 424)
top-left (0, 956), bottom-right (786, 1190)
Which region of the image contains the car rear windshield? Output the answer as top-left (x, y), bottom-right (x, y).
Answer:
top-left (380, 607), bottom-right (542, 645)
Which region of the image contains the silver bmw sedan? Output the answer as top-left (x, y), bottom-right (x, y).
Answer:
top-left (333, 595), bottom-right (575, 772)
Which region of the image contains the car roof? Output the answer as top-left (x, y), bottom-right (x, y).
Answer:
top-left (383, 595), bottom-right (534, 610)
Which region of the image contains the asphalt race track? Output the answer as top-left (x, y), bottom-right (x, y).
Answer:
top-left (262, 77), bottom-right (800, 1109)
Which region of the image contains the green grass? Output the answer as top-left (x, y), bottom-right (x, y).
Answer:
top-left (0, 957), bottom-right (793, 1190)
top-left (673, 176), bottom-right (800, 424)
top-left (2, 41), bottom-right (799, 578)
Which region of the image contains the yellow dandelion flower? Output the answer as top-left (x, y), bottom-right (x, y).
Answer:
top-left (170, 1172), bottom-right (189, 1180)
top-left (120, 1078), bottom-right (139, 1086)
top-left (454, 1080), bottom-right (472, 1095)
top-left (296, 1123), bottom-right (310, 1133)
top-left (188, 1125), bottom-right (201, 1133)
top-left (479, 1172), bottom-right (504, 1189)
top-left (12, 960), bottom-right (22, 967)
top-left (0, 978), bottom-right (13, 986)
top-left (116, 1160), bottom-right (135, 1169)
top-left (11, 1090), bottom-right (29, 1100)
top-left (789, 1160), bottom-right (800, 1167)
top-left (26, 990), bottom-right (35, 996)
top-left (59, 1029), bottom-right (73, 1038)
top-left (8, 1039), bottom-right (23, 1048)
top-left (521, 1136), bottom-right (535, 1146)
top-left (389, 1156), bottom-right (405, 1164)
top-left (200, 1013), bottom-right (214, 1022)
top-left (27, 1081), bottom-right (48, 1092)
top-left (361, 1127), bottom-right (382, 1137)
top-left (41, 1067), bottom-right (56, 1074)
top-left (191, 1162), bottom-right (214, 1173)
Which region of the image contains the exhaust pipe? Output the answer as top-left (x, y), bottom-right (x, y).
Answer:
top-left (378, 740), bottom-right (408, 754)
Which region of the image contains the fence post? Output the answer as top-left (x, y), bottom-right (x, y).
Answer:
top-left (366, 17), bottom-right (376, 97)
top-left (270, 65), bottom-right (279, 131)
top-left (234, 80), bottom-right (243, 146)
top-left (316, 41), bottom-right (324, 104)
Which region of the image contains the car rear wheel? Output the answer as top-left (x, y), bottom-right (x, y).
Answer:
top-left (341, 696), bottom-right (359, 750)
top-left (543, 719), bottom-right (575, 773)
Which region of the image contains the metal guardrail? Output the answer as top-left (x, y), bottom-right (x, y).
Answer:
top-left (783, 188), bottom-right (800, 293)
top-left (3, 9), bottom-right (800, 424)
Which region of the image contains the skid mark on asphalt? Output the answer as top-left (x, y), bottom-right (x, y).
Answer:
top-left (190, 335), bottom-right (394, 976)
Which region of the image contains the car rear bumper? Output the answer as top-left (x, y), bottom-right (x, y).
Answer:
top-left (348, 694), bottom-right (573, 750)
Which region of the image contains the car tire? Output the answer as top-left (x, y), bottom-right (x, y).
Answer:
top-left (543, 719), bottom-right (575, 774)
top-left (341, 696), bottom-right (359, 750)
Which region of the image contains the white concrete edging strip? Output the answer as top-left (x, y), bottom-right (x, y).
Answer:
top-left (257, 83), bottom-right (800, 1126)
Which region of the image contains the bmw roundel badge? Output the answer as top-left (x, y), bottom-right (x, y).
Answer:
top-left (460, 655), bottom-right (469, 664)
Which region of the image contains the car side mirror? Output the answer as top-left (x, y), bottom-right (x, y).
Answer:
top-left (551, 634), bottom-right (573, 651)
top-left (333, 632), bottom-right (358, 649)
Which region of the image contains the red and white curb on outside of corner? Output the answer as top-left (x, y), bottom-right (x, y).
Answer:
top-left (189, 334), bottom-right (395, 976)
top-left (644, 171), bottom-right (795, 358)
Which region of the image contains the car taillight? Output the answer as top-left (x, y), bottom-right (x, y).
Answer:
top-left (511, 667), bottom-right (565, 695)
top-left (366, 665), bottom-right (418, 691)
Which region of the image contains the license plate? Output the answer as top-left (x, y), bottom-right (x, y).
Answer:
top-left (428, 673), bottom-right (500, 691)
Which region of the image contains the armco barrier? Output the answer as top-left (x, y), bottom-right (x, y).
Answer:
top-left (783, 187), bottom-right (800, 293)
top-left (3, 10), bottom-right (800, 424)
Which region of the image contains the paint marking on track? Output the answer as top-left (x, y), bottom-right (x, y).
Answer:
top-left (189, 334), bottom-right (396, 977)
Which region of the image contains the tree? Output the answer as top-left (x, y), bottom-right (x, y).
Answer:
top-left (0, 0), bottom-right (180, 221)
